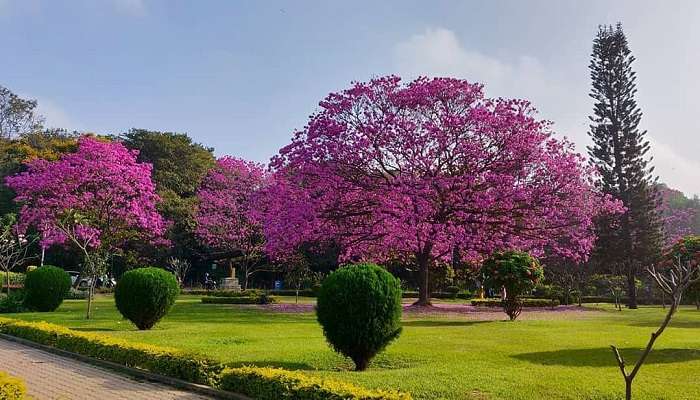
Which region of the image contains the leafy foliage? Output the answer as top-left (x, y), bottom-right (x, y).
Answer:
top-left (115, 267), bottom-right (180, 330)
top-left (482, 251), bottom-right (544, 320)
top-left (219, 366), bottom-right (412, 400)
top-left (23, 266), bottom-right (70, 312)
top-left (0, 317), bottom-right (222, 385)
top-left (0, 370), bottom-right (26, 400)
top-left (316, 263), bottom-right (402, 371)
top-left (0, 85), bottom-right (43, 139)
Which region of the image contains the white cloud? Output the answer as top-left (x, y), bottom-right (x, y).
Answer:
top-left (37, 98), bottom-right (79, 131)
top-left (648, 137), bottom-right (700, 197)
top-left (393, 27), bottom-right (700, 197)
top-left (112, 0), bottom-right (146, 17)
top-left (393, 28), bottom-right (549, 101)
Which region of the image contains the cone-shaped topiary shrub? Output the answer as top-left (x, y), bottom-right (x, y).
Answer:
top-left (23, 266), bottom-right (71, 312)
top-left (115, 267), bottom-right (179, 330)
top-left (316, 263), bottom-right (402, 371)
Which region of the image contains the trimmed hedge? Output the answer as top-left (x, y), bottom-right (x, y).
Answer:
top-left (471, 298), bottom-right (560, 307)
top-left (1, 272), bottom-right (25, 288)
top-left (23, 266), bottom-right (71, 312)
top-left (0, 317), bottom-right (412, 399)
top-left (401, 291), bottom-right (472, 300)
top-left (269, 289), bottom-right (317, 297)
top-left (201, 295), bottom-right (277, 305)
top-left (0, 317), bottom-right (222, 385)
top-left (220, 366), bottom-right (411, 400)
top-left (0, 371), bottom-right (26, 400)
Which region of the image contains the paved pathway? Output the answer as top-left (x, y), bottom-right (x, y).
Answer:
top-left (0, 338), bottom-right (213, 400)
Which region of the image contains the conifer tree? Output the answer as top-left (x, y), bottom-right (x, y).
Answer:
top-left (588, 23), bottom-right (663, 309)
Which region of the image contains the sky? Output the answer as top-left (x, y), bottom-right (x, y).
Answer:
top-left (1, 0), bottom-right (699, 196)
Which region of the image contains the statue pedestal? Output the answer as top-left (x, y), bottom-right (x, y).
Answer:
top-left (221, 277), bottom-right (241, 291)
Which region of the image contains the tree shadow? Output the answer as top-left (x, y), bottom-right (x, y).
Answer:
top-left (225, 360), bottom-right (316, 371)
top-left (513, 347), bottom-right (700, 367)
top-left (629, 319), bottom-right (700, 329)
top-left (402, 320), bottom-right (490, 328)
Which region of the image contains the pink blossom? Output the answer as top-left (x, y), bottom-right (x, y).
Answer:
top-left (5, 136), bottom-right (167, 251)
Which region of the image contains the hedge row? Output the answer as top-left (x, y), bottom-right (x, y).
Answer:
top-left (402, 291), bottom-right (472, 300)
top-left (220, 366), bottom-right (411, 400)
top-left (0, 371), bottom-right (26, 400)
top-left (201, 295), bottom-right (277, 305)
top-left (0, 317), bottom-right (222, 385)
top-left (471, 298), bottom-right (560, 307)
top-left (0, 318), bottom-right (411, 399)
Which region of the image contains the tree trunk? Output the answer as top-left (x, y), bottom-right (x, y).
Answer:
top-left (415, 251), bottom-right (431, 306)
top-left (4, 270), bottom-right (10, 295)
top-left (695, 300), bottom-right (699, 311)
top-left (625, 377), bottom-right (632, 400)
top-left (86, 279), bottom-right (95, 319)
top-left (627, 269), bottom-right (638, 309)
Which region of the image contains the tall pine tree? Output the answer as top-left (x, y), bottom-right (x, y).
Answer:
top-left (588, 23), bottom-right (662, 309)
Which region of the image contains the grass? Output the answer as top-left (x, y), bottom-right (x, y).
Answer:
top-left (5, 295), bottom-right (700, 400)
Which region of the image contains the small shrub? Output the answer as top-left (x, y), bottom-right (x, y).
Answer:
top-left (481, 251), bottom-right (544, 320)
top-left (0, 371), bottom-right (26, 400)
top-left (219, 366), bottom-right (412, 400)
top-left (0, 291), bottom-right (27, 313)
top-left (114, 267), bottom-right (179, 330)
top-left (23, 266), bottom-right (71, 312)
top-left (64, 288), bottom-right (88, 300)
top-left (316, 263), bottom-right (402, 371)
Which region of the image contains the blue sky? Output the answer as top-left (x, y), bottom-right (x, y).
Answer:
top-left (2, 0), bottom-right (699, 195)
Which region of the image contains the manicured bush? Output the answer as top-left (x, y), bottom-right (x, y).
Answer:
top-left (0, 371), bottom-right (26, 400)
top-left (23, 266), bottom-right (71, 312)
top-left (201, 295), bottom-right (277, 305)
top-left (316, 263), bottom-right (402, 371)
top-left (115, 267), bottom-right (179, 330)
top-left (219, 366), bottom-right (412, 400)
top-left (0, 317), bottom-right (221, 385)
top-left (0, 291), bottom-right (27, 314)
top-left (64, 288), bottom-right (88, 300)
top-left (471, 298), bottom-right (560, 307)
top-left (1, 272), bottom-right (25, 288)
top-left (481, 251), bottom-right (544, 320)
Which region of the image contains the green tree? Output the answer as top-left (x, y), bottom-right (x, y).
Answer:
top-left (0, 85), bottom-right (43, 139)
top-left (0, 129), bottom-right (78, 215)
top-left (120, 129), bottom-right (216, 265)
top-left (588, 23), bottom-right (663, 309)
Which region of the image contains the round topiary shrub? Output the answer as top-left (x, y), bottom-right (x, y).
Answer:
top-left (481, 250), bottom-right (544, 321)
top-left (316, 263), bottom-right (402, 371)
top-left (23, 266), bottom-right (71, 312)
top-left (114, 267), bottom-right (180, 330)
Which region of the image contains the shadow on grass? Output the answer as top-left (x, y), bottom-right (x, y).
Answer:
top-left (629, 319), bottom-right (700, 329)
top-left (226, 360), bottom-right (316, 371)
top-left (402, 320), bottom-right (490, 328)
top-left (513, 347), bottom-right (700, 367)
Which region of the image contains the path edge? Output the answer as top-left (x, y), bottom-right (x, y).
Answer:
top-left (0, 333), bottom-right (252, 400)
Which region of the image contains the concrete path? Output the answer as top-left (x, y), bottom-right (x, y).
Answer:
top-left (0, 338), bottom-right (213, 400)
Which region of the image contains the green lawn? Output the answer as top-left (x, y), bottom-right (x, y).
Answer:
top-left (5, 295), bottom-right (700, 400)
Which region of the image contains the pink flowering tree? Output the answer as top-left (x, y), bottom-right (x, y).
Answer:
top-left (658, 185), bottom-right (697, 246)
top-left (258, 76), bottom-right (622, 306)
top-left (5, 136), bottom-right (167, 317)
top-left (195, 156), bottom-right (269, 289)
